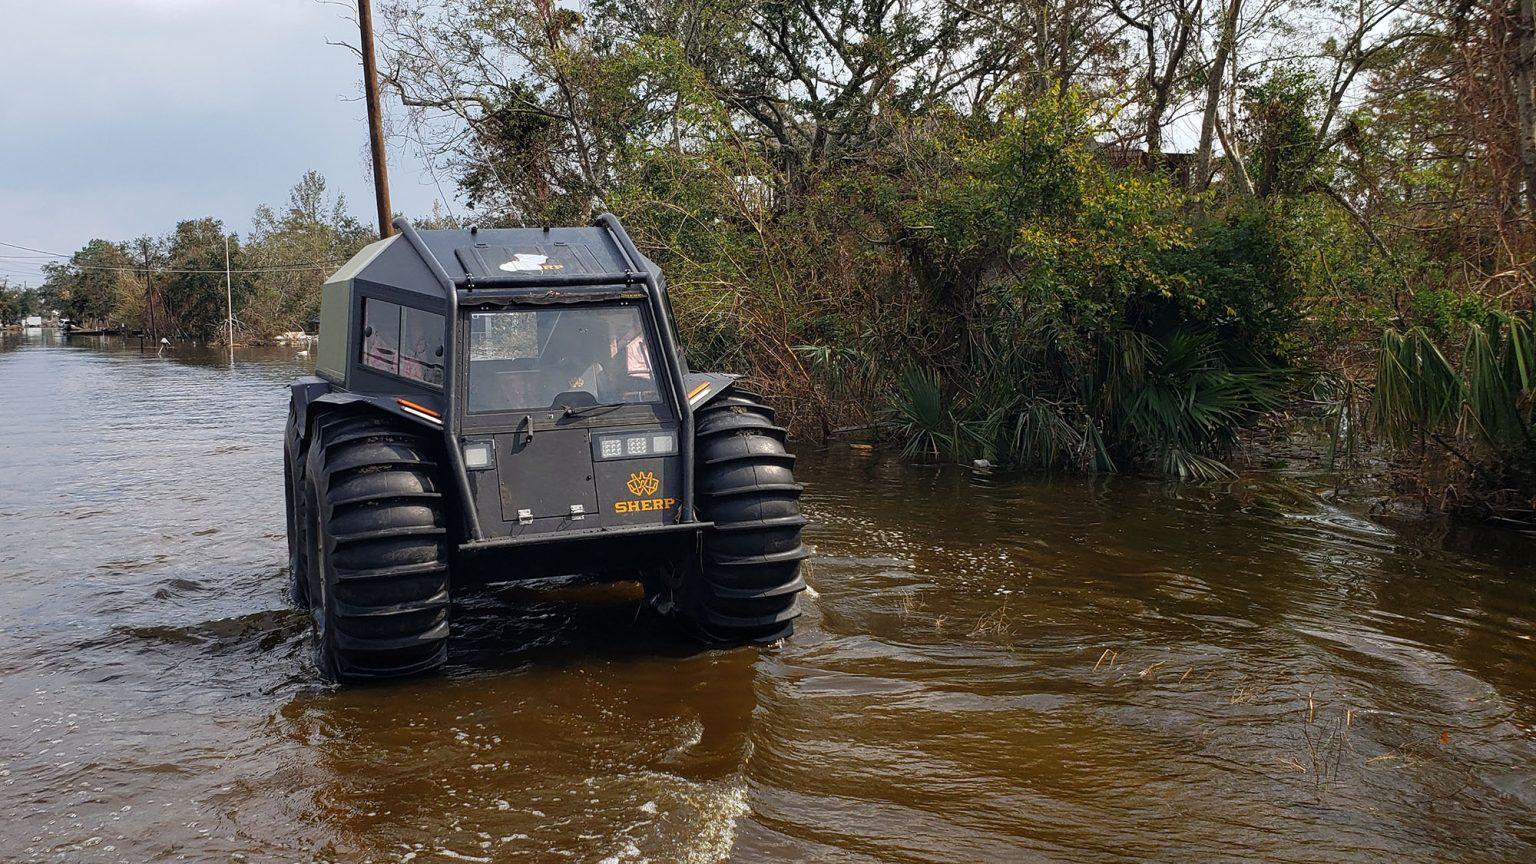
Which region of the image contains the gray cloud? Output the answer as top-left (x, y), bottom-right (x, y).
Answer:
top-left (0, 0), bottom-right (451, 283)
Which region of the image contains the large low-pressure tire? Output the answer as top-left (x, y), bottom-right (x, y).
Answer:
top-left (283, 403), bottom-right (311, 610)
top-left (680, 388), bottom-right (808, 643)
top-left (303, 411), bottom-right (452, 683)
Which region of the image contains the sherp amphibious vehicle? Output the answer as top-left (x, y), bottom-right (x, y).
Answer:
top-left (282, 216), bottom-right (806, 683)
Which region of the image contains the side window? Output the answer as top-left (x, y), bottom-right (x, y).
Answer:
top-left (360, 299), bottom-right (444, 388)
top-left (360, 300), bottom-right (400, 375)
top-left (400, 307), bottom-right (445, 386)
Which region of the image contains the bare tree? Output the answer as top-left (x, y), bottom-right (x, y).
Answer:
top-left (1517, 0), bottom-right (1536, 213)
top-left (1194, 0), bottom-right (1241, 187)
top-left (1303, 0), bottom-right (1418, 173)
top-left (1110, 0), bottom-right (1204, 158)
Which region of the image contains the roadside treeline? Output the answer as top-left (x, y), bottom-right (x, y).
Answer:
top-left (22, 172), bottom-right (376, 343)
top-left (375, 0), bottom-right (1536, 516)
top-left (18, 0), bottom-right (1536, 519)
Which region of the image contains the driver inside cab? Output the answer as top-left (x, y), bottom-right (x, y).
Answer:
top-left (542, 321), bottom-right (606, 402)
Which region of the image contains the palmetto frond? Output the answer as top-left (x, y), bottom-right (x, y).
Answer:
top-left (1371, 327), bottom-right (1461, 448)
top-left (1373, 314), bottom-right (1534, 457)
top-left (1092, 328), bottom-right (1286, 478)
top-left (886, 366), bottom-right (953, 460)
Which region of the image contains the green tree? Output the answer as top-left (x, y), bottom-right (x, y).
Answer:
top-left (159, 219), bottom-right (247, 341)
top-left (39, 240), bottom-right (137, 327)
top-left (0, 284), bottom-right (23, 324)
top-left (241, 172), bottom-right (372, 338)
top-left (1240, 67), bottom-right (1320, 199)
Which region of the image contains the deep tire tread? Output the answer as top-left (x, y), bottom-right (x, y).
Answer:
top-left (679, 391), bottom-right (807, 643)
top-left (333, 621), bottom-right (451, 652)
top-left (705, 575), bottom-right (807, 600)
top-left (333, 561), bottom-right (449, 582)
top-left (328, 490), bottom-right (443, 509)
top-left (334, 590), bottom-right (450, 619)
top-left (332, 647), bottom-right (449, 680)
top-left (309, 411), bottom-right (451, 684)
top-left (710, 514), bottom-right (808, 531)
top-left (700, 481), bottom-right (804, 498)
top-left (330, 525), bottom-right (448, 544)
top-left (696, 416), bottom-right (789, 440)
top-left (707, 546), bottom-right (812, 567)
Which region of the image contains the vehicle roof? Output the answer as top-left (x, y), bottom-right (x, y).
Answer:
top-left (327, 224), bottom-right (648, 300)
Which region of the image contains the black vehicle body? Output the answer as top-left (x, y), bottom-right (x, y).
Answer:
top-left (283, 216), bottom-right (806, 682)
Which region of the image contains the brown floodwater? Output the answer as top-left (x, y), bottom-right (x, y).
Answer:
top-left (2, 331), bottom-right (1535, 863)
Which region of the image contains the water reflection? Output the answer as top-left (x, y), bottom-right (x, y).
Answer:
top-left (279, 583), bottom-right (758, 861)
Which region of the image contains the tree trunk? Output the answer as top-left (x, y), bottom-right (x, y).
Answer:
top-left (1517, 0), bottom-right (1536, 214)
top-left (1144, 0), bottom-right (1200, 164)
top-left (1195, 0), bottom-right (1242, 190)
top-left (1215, 116), bottom-right (1255, 196)
top-left (1033, 1), bottom-right (1051, 94)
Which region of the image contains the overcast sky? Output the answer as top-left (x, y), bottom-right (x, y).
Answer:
top-left (0, 0), bottom-right (450, 287)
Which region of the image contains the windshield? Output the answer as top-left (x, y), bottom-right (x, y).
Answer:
top-left (466, 306), bottom-right (663, 414)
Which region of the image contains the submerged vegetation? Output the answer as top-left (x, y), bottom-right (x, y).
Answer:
top-left (1372, 314), bottom-right (1536, 521)
top-left (7, 0), bottom-right (1536, 520)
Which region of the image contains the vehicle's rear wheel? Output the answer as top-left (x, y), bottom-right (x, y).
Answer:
top-left (676, 389), bottom-right (808, 643)
top-left (303, 411), bottom-right (451, 683)
top-left (283, 403), bottom-right (310, 609)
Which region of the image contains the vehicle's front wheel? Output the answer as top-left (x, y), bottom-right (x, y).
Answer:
top-left (673, 389), bottom-right (808, 643)
top-left (303, 412), bottom-right (452, 683)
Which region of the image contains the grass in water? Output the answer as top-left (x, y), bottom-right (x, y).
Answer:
top-left (969, 598), bottom-right (1015, 641)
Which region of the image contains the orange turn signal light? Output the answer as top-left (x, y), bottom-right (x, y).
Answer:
top-left (397, 398), bottom-right (441, 419)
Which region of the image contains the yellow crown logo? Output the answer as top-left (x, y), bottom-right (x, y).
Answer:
top-left (626, 471), bottom-right (660, 497)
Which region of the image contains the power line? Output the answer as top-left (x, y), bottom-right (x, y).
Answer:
top-left (70, 261), bottom-right (343, 274)
top-left (0, 239), bottom-right (342, 274)
top-left (0, 240), bottom-right (63, 256)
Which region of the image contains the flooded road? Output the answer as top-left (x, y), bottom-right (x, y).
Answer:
top-left (2, 332), bottom-right (1535, 863)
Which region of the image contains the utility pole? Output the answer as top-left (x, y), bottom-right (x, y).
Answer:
top-left (224, 234), bottom-right (235, 365)
top-left (358, 0), bottom-right (394, 239)
top-left (140, 238), bottom-right (157, 341)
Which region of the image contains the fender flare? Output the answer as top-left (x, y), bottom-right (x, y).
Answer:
top-left (289, 377), bottom-right (443, 449)
top-left (684, 372), bottom-right (742, 413)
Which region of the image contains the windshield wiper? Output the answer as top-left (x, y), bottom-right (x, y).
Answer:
top-left (563, 401), bottom-right (628, 418)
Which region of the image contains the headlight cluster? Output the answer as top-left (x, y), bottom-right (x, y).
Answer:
top-left (463, 428), bottom-right (677, 470)
top-left (594, 430), bottom-right (676, 460)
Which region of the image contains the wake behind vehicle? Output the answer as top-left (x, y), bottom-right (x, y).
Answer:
top-left (282, 216), bottom-right (807, 683)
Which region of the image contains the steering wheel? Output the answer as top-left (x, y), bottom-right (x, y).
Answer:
top-left (611, 375), bottom-right (659, 403)
top-left (551, 390), bottom-right (599, 410)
